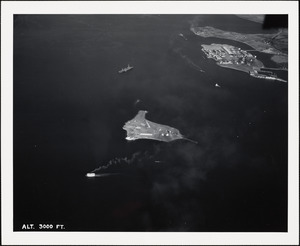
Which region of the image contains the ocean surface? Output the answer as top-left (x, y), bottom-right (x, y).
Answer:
top-left (14, 15), bottom-right (288, 232)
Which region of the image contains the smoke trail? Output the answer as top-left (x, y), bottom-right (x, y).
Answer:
top-left (88, 151), bottom-right (142, 174)
top-left (189, 15), bottom-right (202, 32)
top-left (86, 144), bottom-right (163, 177)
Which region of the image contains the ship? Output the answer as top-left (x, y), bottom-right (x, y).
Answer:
top-left (118, 64), bottom-right (134, 73)
top-left (123, 110), bottom-right (197, 144)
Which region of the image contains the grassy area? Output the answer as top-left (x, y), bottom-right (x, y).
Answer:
top-left (271, 55), bottom-right (288, 64)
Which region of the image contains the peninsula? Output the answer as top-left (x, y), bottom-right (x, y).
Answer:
top-left (123, 110), bottom-right (197, 143)
top-left (201, 43), bottom-right (287, 82)
top-left (191, 26), bottom-right (288, 65)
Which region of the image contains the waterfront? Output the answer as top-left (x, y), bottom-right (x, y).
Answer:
top-left (201, 43), bottom-right (286, 82)
top-left (191, 25), bottom-right (288, 64)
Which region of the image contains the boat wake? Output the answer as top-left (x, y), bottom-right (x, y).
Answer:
top-left (86, 147), bottom-right (164, 178)
top-left (174, 48), bottom-right (205, 73)
top-left (87, 151), bottom-right (142, 176)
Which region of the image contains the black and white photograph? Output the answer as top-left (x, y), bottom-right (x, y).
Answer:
top-left (1, 1), bottom-right (299, 245)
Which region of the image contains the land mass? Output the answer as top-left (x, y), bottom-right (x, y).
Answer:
top-left (201, 43), bottom-right (287, 82)
top-left (191, 26), bottom-right (288, 66)
top-left (236, 15), bottom-right (265, 24)
top-left (123, 110), bottom-right (197, 143)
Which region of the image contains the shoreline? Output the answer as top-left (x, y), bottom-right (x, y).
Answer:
top-left (218, 63), bottom-right (287, 82)
top-left (201, 43), bottom-right (287, 83)
top-left (191, 26), bottom-right (288, 65)
top-left (218, 63), bottom-right (252, 74)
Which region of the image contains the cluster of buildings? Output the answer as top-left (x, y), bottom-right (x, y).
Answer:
top-left (201, 43), bottom-right (287, 83)
top-left (201, 44), bottom-right (257, 66)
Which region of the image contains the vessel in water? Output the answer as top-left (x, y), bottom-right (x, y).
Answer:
top-left (118, 64), bottom-right (134, 73)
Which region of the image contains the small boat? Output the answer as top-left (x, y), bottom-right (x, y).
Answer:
top-left (86, 173), bottom-right (96, 177)
top-left (118, 64), bottom-right (134, 73)
top-left (179, 33), bottom-right (187, 40)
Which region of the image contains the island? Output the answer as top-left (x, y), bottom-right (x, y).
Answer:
top-left (191, 26), bottom-right (288, 66)
top-left (123, 110), bottom-right (197, 143)
top-left (201, 43), bottom-right (287, 82)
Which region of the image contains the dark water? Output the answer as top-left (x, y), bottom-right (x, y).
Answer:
top-left (14, 15), bottom-right (287, 232)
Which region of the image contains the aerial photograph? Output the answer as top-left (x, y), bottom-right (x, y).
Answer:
top-left (13, 14), bottom-right (288, 232)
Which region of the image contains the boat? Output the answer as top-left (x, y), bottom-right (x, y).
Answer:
top-left (118, 64), bottom-right (134, 73)
top-left (178, 33), bottom-right (187, 40)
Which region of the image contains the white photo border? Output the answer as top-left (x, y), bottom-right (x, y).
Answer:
top-left (1, 1), bottom-right (299, 245)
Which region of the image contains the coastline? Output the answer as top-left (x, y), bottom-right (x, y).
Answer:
top-left (191, 26), bottom-right (288, 65)
top-left (217, 63), bottom-right (287, 82)
top-left (218, 63), bottom-right (253, 73)
top-left (235, 15), bottom-right (265, 24)
top-left (201, 43), bottom-right (287, 83)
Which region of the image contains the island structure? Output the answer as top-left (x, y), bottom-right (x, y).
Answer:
top-left (123, 110), bottom-right (197, 143)
top-left (201, 43), bottom-right (287, 82)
